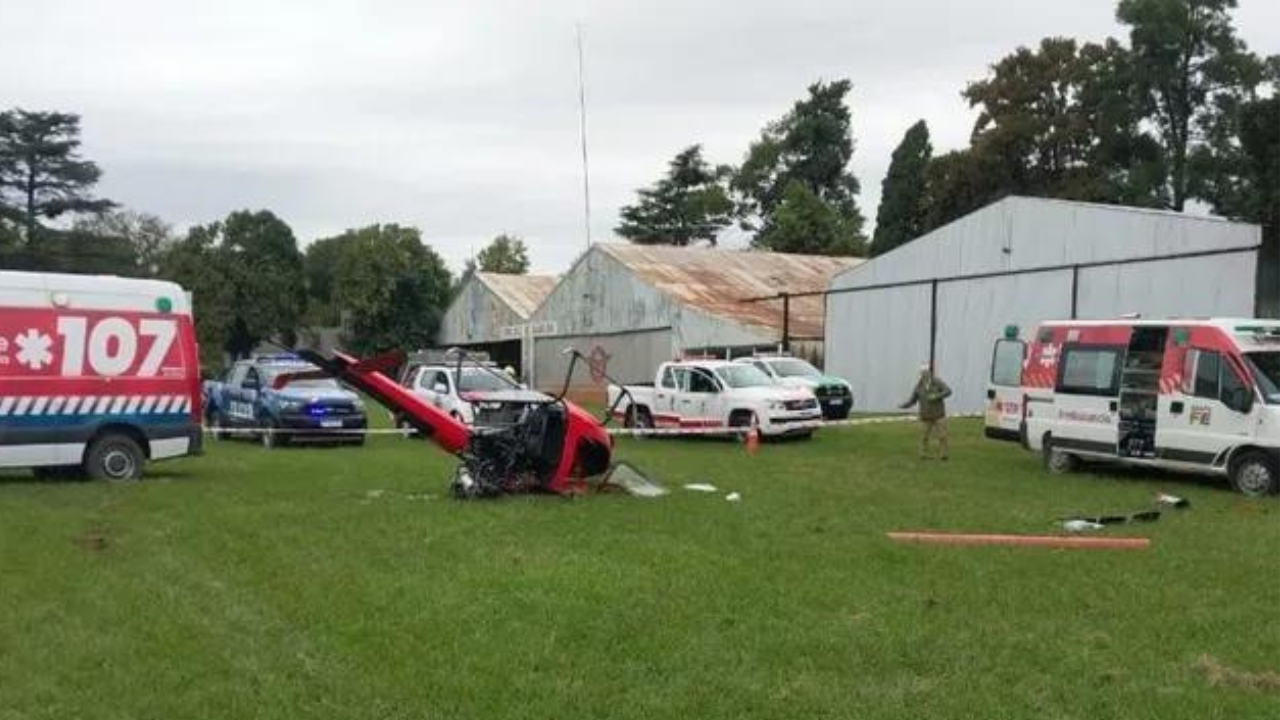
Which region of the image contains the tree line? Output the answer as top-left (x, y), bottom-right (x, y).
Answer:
top-left (0, 108), bottom-right (531, 371)
top-left (617, 0), bottom-right (1278, 262)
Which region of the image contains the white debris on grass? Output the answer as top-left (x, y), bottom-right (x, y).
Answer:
top-left (725, 492), bottom-right (741, 502)
top-left (683, 483), bottom-right (718, 493)
top-left (1061, 519), bottom-right (1105, 533)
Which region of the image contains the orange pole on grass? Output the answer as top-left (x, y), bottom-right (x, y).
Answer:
top-left (886, 531), bottom-right (1150, 550)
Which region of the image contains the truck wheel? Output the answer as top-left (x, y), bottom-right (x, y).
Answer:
top-left (728, 410), bottom-right (757, 442)
top-left (625, 406), bottom-right (653, 438)
top-left (1229, 451), bottom-right (1277, 497)
top-left (1043, 439), bottom-right (1080, 474)
top-left (84, 433), bottom-right (145, 481)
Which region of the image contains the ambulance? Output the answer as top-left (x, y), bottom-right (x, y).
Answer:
top-left (986, 318), bottom-right (1280, 496)
top-left (0, 271), bottom-right (202, 479)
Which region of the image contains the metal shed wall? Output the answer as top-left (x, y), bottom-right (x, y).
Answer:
top-left (529, 246), bottom-right (785, 390)
top-left (533, 328), bottom-right (675, 398)
top-left (438, 275), bottom-right (525, 346)
top-left (826, 197), bottom-right (1261, 413)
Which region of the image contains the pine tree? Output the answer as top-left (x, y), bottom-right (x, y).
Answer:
top-left (872, 121), bottom-right (932, 256)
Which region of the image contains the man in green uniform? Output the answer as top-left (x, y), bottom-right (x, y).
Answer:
top-left (900, 364), bottom-right (953, 460)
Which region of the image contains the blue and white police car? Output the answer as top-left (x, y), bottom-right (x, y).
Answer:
top-left (203, 355), bottom-right (368, 448)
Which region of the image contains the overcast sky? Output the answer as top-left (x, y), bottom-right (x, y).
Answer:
top-left (4, 0), bottom-right (1277, 274)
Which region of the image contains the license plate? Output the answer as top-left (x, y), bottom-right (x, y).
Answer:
top-left (828, 399), bottom-right (845, 406)
top-left (320, 419), bottom-right (343, 429)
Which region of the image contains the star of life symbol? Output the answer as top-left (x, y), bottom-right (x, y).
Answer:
top-left (14, 329), bottom-right (55, 370)
top-left (1038, 344), bottom-right (1060, 368)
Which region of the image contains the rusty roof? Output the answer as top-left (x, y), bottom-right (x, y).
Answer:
top-left (476, 272), bottom-right (558, 319)
top-left (598, 244), bottom-right (862, 339)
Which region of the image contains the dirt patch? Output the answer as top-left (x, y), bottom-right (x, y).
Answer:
top-left (73, 528), bottom-right (110, 552)
top-left (1195, 654), bottom-right (1280, 695)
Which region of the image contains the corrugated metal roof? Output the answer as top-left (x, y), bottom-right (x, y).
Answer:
top-left (598, 244), bottom-right (862, 339)
top-left (476, 272), bottom-right (558, 319)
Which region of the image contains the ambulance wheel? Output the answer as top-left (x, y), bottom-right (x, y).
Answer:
top-left (1043, 439), bottom-right (1080, 474)
top-left (84, 433), bottom-right (145, 481)
top-left (1229, 451), bottom-right (1278, 497)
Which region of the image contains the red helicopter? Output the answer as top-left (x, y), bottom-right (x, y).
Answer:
top-left (288, 347), bottom-right (632, 498)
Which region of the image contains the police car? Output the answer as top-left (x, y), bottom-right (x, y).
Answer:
top-left (203, 354), bottom-right (368, 447)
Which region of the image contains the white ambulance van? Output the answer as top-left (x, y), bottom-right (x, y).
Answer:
top-left (0, 271), bottom-right (202, 480)
top-left (985, 319), bottom-right (1280, 496)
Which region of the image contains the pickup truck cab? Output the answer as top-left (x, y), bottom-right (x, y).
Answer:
top-left (203, 355), bottom-right (367, 448)
top-left (734, 355), bottom-right (854, 419)
top-left (397, 361), bottom-right (548, 427)
top-left (607, 360), bottom-right (822, 437)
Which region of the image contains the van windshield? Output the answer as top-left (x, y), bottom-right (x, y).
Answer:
top-left (1245, 352), bottom-right (1280, 404)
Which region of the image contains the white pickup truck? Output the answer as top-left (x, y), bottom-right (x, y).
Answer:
top-left (607, 360), bottom-right (822, 437)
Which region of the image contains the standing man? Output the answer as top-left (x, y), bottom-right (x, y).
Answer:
top-left (900, 364), bottom-right (952, 460)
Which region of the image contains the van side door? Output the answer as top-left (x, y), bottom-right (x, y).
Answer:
top-left (985, 339), bottom-right (1026, 441)
top-left (1159, 348), bottom-right (1258, 464)
top-left (1050, 344), bottom-right (1124, 456)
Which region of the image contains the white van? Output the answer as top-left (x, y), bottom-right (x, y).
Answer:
top-left (0, 271), bottom-right (202, 479)
top-left (986, 318), bottom-right (1280, 496)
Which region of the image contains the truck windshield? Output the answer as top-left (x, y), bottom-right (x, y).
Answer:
top-left (1245, 352), bottom-right (1280, 404)
top-left (456, 367), bottom-right (519, 392)
top-left (768, 358), bottom-right (821, 378)
top-left (716, 365), bottom-right (772, 388)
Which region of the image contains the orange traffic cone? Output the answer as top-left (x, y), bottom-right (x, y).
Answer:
top-left (745, 414), bottom-right (760, 456)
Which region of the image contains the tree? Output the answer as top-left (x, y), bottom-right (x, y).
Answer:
top-left (752, 180), bottom-right (866, 256)
top-left (319, 224), bottom-right (452, 354)
top-left (0, 109), bottom-right (113, 240)
top-left (71, 209), bottom-right (174, 276)
top-left (302, 235), bottom-right (347, 326)
top-left (616, 145), bottom-right (734, 246)
top-left (872, 121), bottom-right (932, 256)
top-left (158, 210), bottom-right (303, 362)
top-left (476, 233), bottom-right (531, 273)
top-left (1192, 57), bottom-right (1280, 314)
top-left (962, 37), bottom-right (1166, 208)
top-left (157, 226), bottom-right (236, 371)
top-left (1117, 0), bottom-right (1263, 210)
top-left (732, 80), bottom-right (867, 254)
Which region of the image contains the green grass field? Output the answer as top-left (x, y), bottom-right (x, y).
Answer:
top-left (2, 419), bottom-right (1278, 719)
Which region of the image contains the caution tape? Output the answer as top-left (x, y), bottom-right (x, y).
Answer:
top-left (202, 413), bottom-right (979, 439)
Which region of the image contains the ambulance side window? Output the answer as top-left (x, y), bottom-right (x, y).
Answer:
top-left (990, 340), bottom-right (1025, 386)
top-left (1057, 345), bottom-right (1123, 396)
top-left (1221, 362), bottom-right (1252, 413)
top-left (1191, 350), bottom-right (1222, 398)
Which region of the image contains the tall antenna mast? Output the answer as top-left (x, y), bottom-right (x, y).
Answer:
top-left (576, 23), bottom-right (592, 248)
